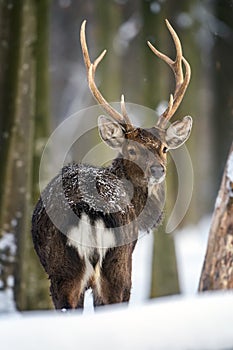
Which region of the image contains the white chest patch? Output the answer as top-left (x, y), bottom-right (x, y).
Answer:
top-left (67, 214), bottom-right (116, 289)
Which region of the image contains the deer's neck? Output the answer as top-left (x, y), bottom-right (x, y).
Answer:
top-left (109, 157), bottom-right (146, 190)
top-left (109, 156), bottom-right (165, 231)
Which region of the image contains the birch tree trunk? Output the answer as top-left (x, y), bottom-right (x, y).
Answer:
top-left (199, 142), bottom-right (233, 291)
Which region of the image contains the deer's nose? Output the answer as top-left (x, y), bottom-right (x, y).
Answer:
top-left (150, 164), bottom-right (165, 179)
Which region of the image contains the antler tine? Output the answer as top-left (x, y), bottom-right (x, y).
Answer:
top-left (80, 20), bottom-right (132, 129)
top-left (147, 19), bottom-right (191, 128)
top-left (80, 20), bottom-right (91, 71)
top-left (120, 94), bottom-right (130, 121)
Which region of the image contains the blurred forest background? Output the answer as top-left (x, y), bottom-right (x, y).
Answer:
top-left (0, 0), bottom-right (232, 311)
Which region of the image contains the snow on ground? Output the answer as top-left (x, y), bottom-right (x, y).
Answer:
top-left (1, 291), bottom-right (233, 350)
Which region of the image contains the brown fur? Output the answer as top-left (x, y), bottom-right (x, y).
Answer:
top-left (32, 128), bottom-right (166, 310)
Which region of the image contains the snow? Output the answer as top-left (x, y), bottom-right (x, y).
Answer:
top-left (0, 232), bottom-right (16, 256)
top-left (227, 150), bottom-right (233, 195)
top-left (175, 216), bottom-right (210, 294)
top-left (131, 233), bottom-right (154, 302)
top-left (1, 292), bottom-right (233, 350)
top-left (227, 151), bottom-right (233, 182)
top-left (214, 194), bottom-right (221, 209)
top-left (0, 233), bottom-right (17, 313)
top-left (0, 288), bottom-right (15, 313)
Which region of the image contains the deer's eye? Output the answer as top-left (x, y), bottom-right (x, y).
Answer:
top-left (128, 148), bottom-right (137, 156)
top-left (163, 146), bottom-right (168, 154)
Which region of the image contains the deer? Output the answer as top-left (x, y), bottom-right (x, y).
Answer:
top-left (32, 19), bottom-right (192, 310)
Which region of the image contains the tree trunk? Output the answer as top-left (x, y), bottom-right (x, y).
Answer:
top-left (141, 1), bottom-right (180, 298)
top-left (15, 0), bottom-right (52, 310)
top-left (199, 142), bottom-right (233, 291)
top-left (21, 0), bottom-right (52, 311)
top-left (0, 0), bottom-right (51, 310)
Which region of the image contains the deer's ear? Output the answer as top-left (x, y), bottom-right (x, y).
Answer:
top-left (165, 116), bottom-right (192, 149)
top-left (98, 115), bottom-right (125, 149)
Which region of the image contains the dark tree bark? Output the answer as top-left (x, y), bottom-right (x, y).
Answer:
top-left (199, 142), bottom-right (233, 291)
top-left (0, 0), bottom-right (51, 310)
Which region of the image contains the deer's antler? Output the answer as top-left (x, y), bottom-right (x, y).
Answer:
top-left (147, 19), bottom-right (191, 129)
top-left (80, 20), bottom-right (132, 131)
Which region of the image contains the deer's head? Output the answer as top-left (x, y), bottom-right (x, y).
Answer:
top-left (80, 20), bottom-right (192, 187)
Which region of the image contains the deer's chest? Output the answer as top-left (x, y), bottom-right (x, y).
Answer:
top-left (67, 213), bottom-right (116, 266)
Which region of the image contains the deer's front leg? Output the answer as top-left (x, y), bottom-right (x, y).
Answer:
top-left (50, 276), bottom-right (84, 310)
top-left (94, 245), bottom-right (133, 306)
